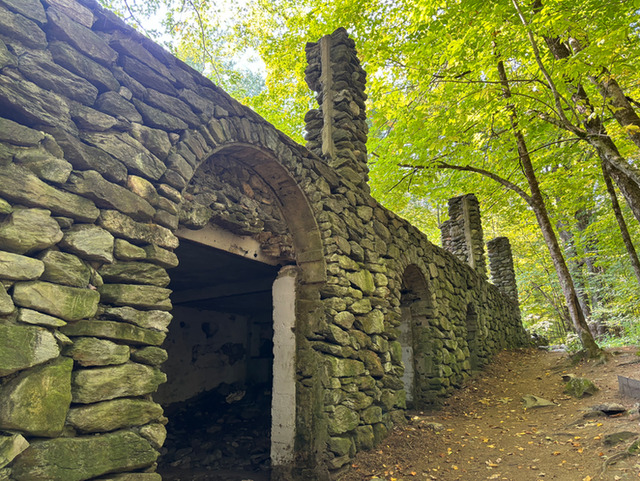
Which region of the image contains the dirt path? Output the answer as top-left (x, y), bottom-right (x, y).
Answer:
top-left (339, 347), bottom-right (640, 481)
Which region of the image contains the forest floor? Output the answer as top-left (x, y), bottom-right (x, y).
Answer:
top-left (338, 347), bottom-right (640, 481)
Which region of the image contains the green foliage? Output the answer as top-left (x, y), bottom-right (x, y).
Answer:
top-left (99, 0), bottom-right (640, 342)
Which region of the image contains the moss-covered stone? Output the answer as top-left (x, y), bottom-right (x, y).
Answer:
top-left (0, 283), bottom-right (14, 315)
top-left (59, 224), bottom-right (114, 263)
top-left (0, 433), bottom-right (28, 469)
top-left (10, 430), bottom-right (158, 481)
top-left (139, 423), bottom-right (166, 450)
top-left (71, 362), bottom-right (166, 404)
top-left (0, 208), bottom-right (62, 255)
top-left (66, 398), bottom-right (163, 433)
top-left (63, 337), bottom-right (130, 366)
top-left (326, 357), bottom-right (365, 378)
top-left (0, 251), bottom-right (44, 281)
top-left (13, 281), bottom-right (100, 321)
top-left (61, 319), bottom-right (166, 346)
top-left (114, 239), bottom-right (146, 261)
top-left (0, 324), bottom-right (59, 376)
top-left (101, 306), bottom-right (172, 331)
top-left (130, 346), bottom-right (167, 366)
top-left (0, 357), bottom-right (72, 437)
top-left (18, 309), bottom-right (67, 327)
top-left (564, 377), bottom-right (599, 398)
top-left (98, 261), bottom-right (170, 287)
top-left (327, 405), bottom-right (359, 435)
top-left (39, 250), bottom-right (91, 287)
top-left (98, 284), bottom-right (172, 310)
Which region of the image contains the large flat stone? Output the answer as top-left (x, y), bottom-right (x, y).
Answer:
top-left (43, 126), bottom-right (128, 184)
top-left (98, 284), bottom-right (172, 310)
top-left (0, 5), bottom-right (47, 49)
top-left (101, 306), bottom-right (172, 332)
top-left (99, 261), bottom-right (170, 287)
top-left (0, 74), bottom-right (74, 131)
top-left (82, 132), bottom-right (166, 181)
top-left (39, 250), bottom-right (91, 287)
top-left (0, 0), bottom-right (46, 23)
top-left (65, 170), bottom-right (155, 221)
top-left (0, 208), bottom-right (62, 255)
top-left (49, 41), bottom-right (120, 92)
top-left (66, 398), bottom-right (163, 433)
top-left (46, 7), bottom-right (117, 66)
top-left (71, 362), bottom-right (166, 403)
top-left (18, 309), bottom-right (67, 328)
top-left (0, 163), bottom-right (99, 222)
top-left (0, 251), bottom-right (44, 281)
top-left (0, 117), bottom-right (43, 147)
top-left (99, 210), bottom-right (179, 250)
top-left (0, 357), bottom-right (73, 437)
top-left (10, 431), bottom-right (158, 481)
top-left (0, 433), bottom-right (28, 469)
top-left (64, 337), bottom-right (129, 367)
top-left (0, 324), bottom-right (59, 376)
top-left (59, 224), bottom-right (114, 263)
top-left (18, 50), bottom-right (98, 105)
top-left (61, 319), bottom-right (166, 346)
top-left (0, 283), bottom-right (14, 315)
top-left (13, 281), bottom-right (100, 321)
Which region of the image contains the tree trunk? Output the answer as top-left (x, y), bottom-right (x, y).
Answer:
top-left (557, 222), bottom-right (592, 320)
top-left (601, 160), bottom-right (640, 287)
top-left (543, 37), bottom-right (640, 224)
top-left (596, 75), bottom-right (640, 149)
top-left (496, 60), bottom-right (602, 357)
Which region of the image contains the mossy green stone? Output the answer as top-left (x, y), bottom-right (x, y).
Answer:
top-left (0, 324), bottom-right (59, 376)
top-left (327, 405), bottom-right (359, 435)
top-left (0, 251), bottom-right (44, 281)
top-left (61, 319), bottom-right (166, 346)
top-left (66, 398), bottom-right (163, 433)
top-left (0, 357), bottom-right (72, 437)
top-left (10, 430), bottom-right (158, 481)
top-left (71, 362), bottom-right (166, 404)
top-left (326, 357), bottom-right (365, 377)
top-left (13, 281), bottom-right (99, 321)
top-left (564, 377), bottom-right (599, 398)
top-left (98, 284), bottom-right (172, 310)
top-left (63, 337), bottom-right (130, 366)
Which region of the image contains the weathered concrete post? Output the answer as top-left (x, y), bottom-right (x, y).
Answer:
top-left (487, 236), bottom-right (519, 304)
top-left (440, 194), bottom-right (487, 278)
top-left (304, 27), bottom-right (369, 192)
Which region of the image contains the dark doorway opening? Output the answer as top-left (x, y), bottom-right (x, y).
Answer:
top-left (157, 238), bottom-right (279, 481)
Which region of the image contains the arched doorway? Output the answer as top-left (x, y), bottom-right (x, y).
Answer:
top-left (157, 145), bottom-right (324, 480)
top-left (399, 265), bottom-right (436, 409)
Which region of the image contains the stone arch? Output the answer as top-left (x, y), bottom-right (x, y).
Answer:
top-left (157, 136), bottom-right (327, 478)
top-left (399, 264), bottom-right (437, 409)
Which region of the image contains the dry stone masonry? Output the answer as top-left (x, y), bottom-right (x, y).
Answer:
top-left (0, 2), bottom-right (527, 480)
top-left (487, 236), bottom-right (519, 305)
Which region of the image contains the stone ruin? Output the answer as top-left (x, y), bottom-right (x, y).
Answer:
top-left (0, 3), bottom-right (528, 480)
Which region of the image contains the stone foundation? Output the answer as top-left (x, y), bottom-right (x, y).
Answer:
top-left (0, 2), bottom-right (527, 479)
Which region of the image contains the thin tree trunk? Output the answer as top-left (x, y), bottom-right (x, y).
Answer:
top-left (557, 222), bottom-right (592, 320)
top-left (496, 60), bottom-right (602, 357)
top-left (596, 76), bottom-right (640, 149)
top-left (542, 37), bottom-right (640, 224)
top-left (601, 160), bottom-right (640, 287)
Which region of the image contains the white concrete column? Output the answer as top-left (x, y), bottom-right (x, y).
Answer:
top-left (270, 265), bottom-right (298, 467)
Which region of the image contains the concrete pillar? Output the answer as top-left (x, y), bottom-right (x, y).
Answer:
top-left (270, 265), bottom-right (298, 467)
top-left (487, 236), bottom-right (519, 304)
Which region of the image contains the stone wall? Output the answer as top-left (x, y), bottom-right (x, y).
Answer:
top-left (0, 2), bottom-right (527, 480)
